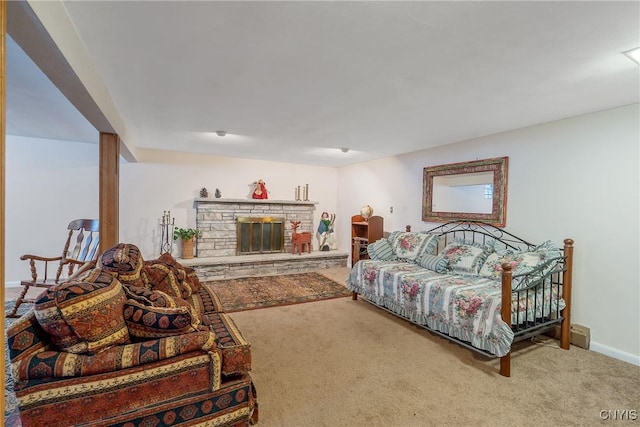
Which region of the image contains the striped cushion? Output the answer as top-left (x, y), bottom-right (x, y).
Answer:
top-left (98, 243), bottom-right (145, 287)
top-left (367, 238), bottom-right (397, 261)
top-left (123, 300), bottom-right (201, 338)
top-left (34, 269), bottom-right (129, 354)
top-left (417, 253), bottom-right (450, 273)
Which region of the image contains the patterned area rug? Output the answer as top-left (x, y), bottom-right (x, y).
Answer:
top-left (204, 272), bottom-right (351, 312)
top-left (5, 301), bottom-right (29, 426)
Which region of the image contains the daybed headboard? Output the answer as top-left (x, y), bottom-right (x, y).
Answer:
top-left (425, 221), bottom-right (537, 253)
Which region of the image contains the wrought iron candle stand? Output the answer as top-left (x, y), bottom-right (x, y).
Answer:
top-left (160, 210), bottom-right (175, 255)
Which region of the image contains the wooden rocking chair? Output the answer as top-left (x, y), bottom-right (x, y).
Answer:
top-left (7, 219), bottom-right (100, 317)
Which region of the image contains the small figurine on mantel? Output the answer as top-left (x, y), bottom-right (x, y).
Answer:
top-left (215, 188), bottom-right (221, 198)
top-left (251, 179), bottom-right (269, 199)
top-left (316, 211), bottom-right (336, 251)
top-left (200, 187), bottom-right (208, 198)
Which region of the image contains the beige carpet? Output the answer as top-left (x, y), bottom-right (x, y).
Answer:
top-left (228, 268), bottom-right (639, 427)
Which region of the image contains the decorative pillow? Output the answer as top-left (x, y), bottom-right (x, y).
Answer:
top-left (479, 241), bottom-right (563, 289)
top-left (98, 243), bottom-right (145, 288)
top-left (441, 239), bottom-right (493, 274)
top-left (392, 232), bottom-right (440, 261)
top-left (510, 241), bottom-right (563, 289)
top-left (123, 300), bottom-right (201, 339)
top-left (141, 253), bottom-right (199, 299)
top-left (34, 268), bottom-right (130, 354)
top-left (156, 253), bottom-right (201, 293)
top-left (123, 286), bottom-right (192, 309)
top-left (386, 230), bottom-right (403, 247)
top-left (478, 249), bottom-right (517, 279)
top-left (367, 238), bottom-right (397, 261)
top-left (417, 253), bottom-right (450, 273)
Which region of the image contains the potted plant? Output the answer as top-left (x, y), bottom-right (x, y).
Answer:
top-left (173, 227), bottom-right (201, 259)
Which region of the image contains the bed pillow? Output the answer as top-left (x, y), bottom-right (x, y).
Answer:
top-left (441, 239), bottom-right (493, 275)
top-left (367, 238), bottom-right (397, 261)
top-left (479, 241), bottom-right (563, 289)
top-left (392, 232), bottom-right (440, 262)
top-left (509, 241), bottom-right (564, 289)
top-left (417, 253), bottom-right (450, 273)
top-left (478, 249), bottom-right (516, 279)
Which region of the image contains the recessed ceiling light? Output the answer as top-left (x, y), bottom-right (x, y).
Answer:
top-left (623, 47), bottom-right (640, 65)
top-left (340, 147), bottom-right (349, 153)
top-left (215, 130), bottom-right (227, 137)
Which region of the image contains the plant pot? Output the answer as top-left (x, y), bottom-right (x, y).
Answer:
top-left (181, 237), bottom-right (195, 259)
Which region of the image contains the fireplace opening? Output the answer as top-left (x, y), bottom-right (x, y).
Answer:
top-left (237, 217), bottom-right (285, 255)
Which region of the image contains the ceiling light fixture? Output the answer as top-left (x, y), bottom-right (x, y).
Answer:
top-left (623, 47), bottom-right (640, 65)
top-left (340, 147), bottom-right (349, 153)
top-left (215, 130), bottom-right (227, 137)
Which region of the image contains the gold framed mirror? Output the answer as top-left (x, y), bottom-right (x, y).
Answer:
top-left (422, 157), bottom-right (509, 227)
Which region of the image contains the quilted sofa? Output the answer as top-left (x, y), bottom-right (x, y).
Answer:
top-left (7, 243), bottom-right (258, 427)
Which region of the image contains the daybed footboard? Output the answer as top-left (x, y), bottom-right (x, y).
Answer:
top-left (499, 238), bottom-right (573, 376)
top-left (348, 221), bottom-right (574, 377)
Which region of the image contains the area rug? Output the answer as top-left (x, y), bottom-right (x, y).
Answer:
top-left (5, 301), bottom-right (29, 425)
top-left (203, 272), bottom-right (351, 312)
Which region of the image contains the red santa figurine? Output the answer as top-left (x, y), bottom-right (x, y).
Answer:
top-left (252, 179), bottom-right (269, 199)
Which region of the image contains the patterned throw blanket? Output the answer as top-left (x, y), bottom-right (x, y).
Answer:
top-left (347, 260), bottom-right (564, 357)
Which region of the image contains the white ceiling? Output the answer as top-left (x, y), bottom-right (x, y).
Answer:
top-left (6, 1), bottom-right (640, 167)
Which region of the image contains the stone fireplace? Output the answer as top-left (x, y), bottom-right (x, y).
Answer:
top-left (195, 198), bottom-right (316, 258)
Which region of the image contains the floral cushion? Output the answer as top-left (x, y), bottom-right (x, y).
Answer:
top-left (417, 253), bottom-right (450, 273)
top-left (479, 241), bottom-right (563, 289)
top-left (392, 232), bottom-right (440, 261)
top-left (34, 268), bottom-right (130, 354)
top-left (478, 249), bottom-right (516, 279)
top-left (441, 239), bottom-right (493, 274)
top-left (98, 243), bottom-right (145, 288)
top-left (367, 238), bottom-right (397, 261)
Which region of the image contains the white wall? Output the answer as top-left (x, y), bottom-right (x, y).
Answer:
top-left (119, 149), bottom-right (339, 258)
top-left (337, 103), bottom-right (640, 364)
top-left (4, 140), bottom-right (338, 283)
top-left (5, 135), bottom-right (99, 283)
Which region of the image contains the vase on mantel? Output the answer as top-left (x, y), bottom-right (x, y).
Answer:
top-left (181, 238), bottom-right (195, 259)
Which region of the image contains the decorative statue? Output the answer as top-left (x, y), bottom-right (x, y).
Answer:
top-left (200, 187), bottom-right (208, 198)
top-left (316, 212), bottom-right (336, 251)
top-left (251, 179), bottom-right (269, 199)
top-left (215, 188), bottom-right (222, 198)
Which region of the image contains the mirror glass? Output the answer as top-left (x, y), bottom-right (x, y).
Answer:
top-left (423, 157), bottom-right (508, 226)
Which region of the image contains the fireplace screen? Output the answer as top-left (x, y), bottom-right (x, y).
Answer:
top-left (237, 217), bottom-right (285, 255)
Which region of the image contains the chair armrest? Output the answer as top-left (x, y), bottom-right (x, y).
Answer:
top-left (20, 254), bottom-right (64, 283)
top-left (19, 254), bottom-right (63, 262)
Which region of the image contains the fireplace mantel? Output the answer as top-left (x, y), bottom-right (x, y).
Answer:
top-left (194, 198), bottom-right (317, 207)
top-left (195, 198), bottom-right (318, 257)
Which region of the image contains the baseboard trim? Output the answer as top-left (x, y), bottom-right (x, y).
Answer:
top-left (590, 341), bottom-right (640, 366)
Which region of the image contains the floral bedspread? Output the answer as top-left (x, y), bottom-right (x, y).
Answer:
top-left (347, 260), bottom-right (565, 357)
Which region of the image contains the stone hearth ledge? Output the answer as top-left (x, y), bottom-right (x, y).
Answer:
top-left (178, 251), bottom-right (349, 281)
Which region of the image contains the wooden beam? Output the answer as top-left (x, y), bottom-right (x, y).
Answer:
top-left (99, 132), bottom-right (119, 252)
top-left (1, 0), bottom-right (7, 413)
